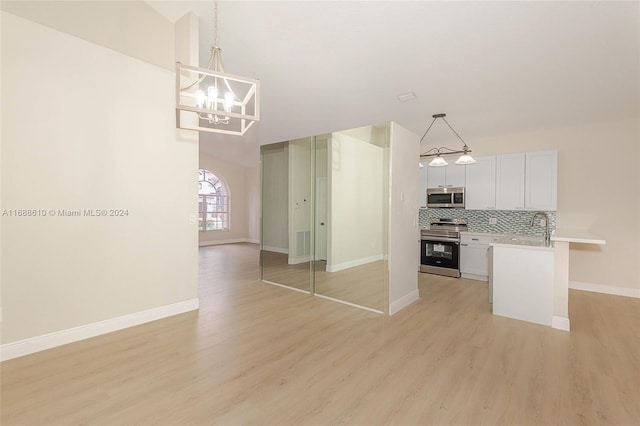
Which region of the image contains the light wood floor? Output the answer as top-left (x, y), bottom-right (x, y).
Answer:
top-left (2, 243), bottom-right (639, 425)
top-left (262, 250), bottom-right (386, 311)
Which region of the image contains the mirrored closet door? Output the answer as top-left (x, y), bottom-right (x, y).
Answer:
top-left (260, 125), bottom-right (390, 313)
top-left (260, 138), bottom-right (313, 293)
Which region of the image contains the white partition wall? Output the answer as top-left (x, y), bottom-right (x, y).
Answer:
top-left (388, 123), bottom-right (420, 314)
top-left (1, 11), bottom-right (199, 360)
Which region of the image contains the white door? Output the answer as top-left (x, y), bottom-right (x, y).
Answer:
top-left (315, 177), bottom-right (328, 260)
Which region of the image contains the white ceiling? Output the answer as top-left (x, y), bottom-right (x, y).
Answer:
top-left (148, 1), bottom-right (639, 167)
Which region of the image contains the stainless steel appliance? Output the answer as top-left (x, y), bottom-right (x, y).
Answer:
top-left (426, 187), bottom-right (465, 208)
top-left (420, 218), bottom-right (468, 277)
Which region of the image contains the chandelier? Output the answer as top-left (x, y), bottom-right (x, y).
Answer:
top-left (175, 1), bottom-right (259, 136)
top-left (419, 113), bottom-right (476, 167)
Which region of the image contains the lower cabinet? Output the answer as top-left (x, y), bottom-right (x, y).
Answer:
top-left (460, 234), bottom-right (503, 281)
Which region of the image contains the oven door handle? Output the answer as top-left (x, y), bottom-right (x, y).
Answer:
top-left (422, 237), bottom-right (460, 244)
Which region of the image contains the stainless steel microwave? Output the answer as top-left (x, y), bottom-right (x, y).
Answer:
top-left (426, 187), bottom-right (465, 208)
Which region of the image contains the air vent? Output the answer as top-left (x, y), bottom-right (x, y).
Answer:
top-left (396, 92), bottom-right (416, 102)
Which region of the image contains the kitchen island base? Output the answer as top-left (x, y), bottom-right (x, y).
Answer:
top-left (491, 243), bottom-right (554, 327)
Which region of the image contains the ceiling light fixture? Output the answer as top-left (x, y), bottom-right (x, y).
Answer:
top-left (175, 1), bottom-right (259, 136)
top-left (419, 113), bottom-right (476, 167)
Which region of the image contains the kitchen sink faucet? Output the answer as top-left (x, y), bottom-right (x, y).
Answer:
top-left (529, 211), bottom-right (550, 245)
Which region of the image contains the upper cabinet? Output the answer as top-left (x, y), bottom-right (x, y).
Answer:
top-left (465, 156), bottom-right (496, 210)
top-left (494, 151), bottom-right (557, 211)
top-left (421, 150), bottom-right (557, 211)
top-left (426, 162), bottom-right (466, 188)
top-left (495, 153), bottom-right (526, 210)
top-left (525, 151), bottom-right (557, 211)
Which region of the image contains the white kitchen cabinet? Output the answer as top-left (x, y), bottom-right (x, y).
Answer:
top-left (426, 163), bottom-right (466, 188)
top-left (495, 151), bottom-right (557, 211)
top-left (525, 151), bottom-right (557, 210)
top-left (460, 235), bottom-right (490, 280)
top-left (465, 156), bottom-right (496, 210)
top-left (460, 234), bottom-right (503, 281)
top-left (446, 163), bottom-right (466, 187)
top-left (426, 165), bottom-right (446, 188)
top-left (495, 153), bottom-right (526, 210)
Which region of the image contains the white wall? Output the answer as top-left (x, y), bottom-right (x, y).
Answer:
top-left (199, 152), bottom-right (251, 245)
top-left (328, 131), bottom-right (384, 270)
top-left (471, 118), bottom-right (639, 291)
top-left (0, 0), bottom-right (175, 70)
top-left (388, 123), bottom-right (420, 314)
top-left (1, 12), bottom-right (198, 347)
top-left (246, 165), bottom-right (260, 243)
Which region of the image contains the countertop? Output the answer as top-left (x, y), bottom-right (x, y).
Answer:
top-left (460, 231), bottom-right (508, 238)
top-left (420, 228), bottom-right (508, 237)
top-left (490, 235), bottom-right (555, 252)
top-left (551, 229), bottom-right (606, 245)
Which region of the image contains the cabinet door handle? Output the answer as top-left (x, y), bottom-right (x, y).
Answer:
top-left (472, 238), bottom-right (479, 241)
top-left (461, 243), bottom-right (468, 246)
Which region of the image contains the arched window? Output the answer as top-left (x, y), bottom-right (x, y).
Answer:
top-left (198, 169), bottom-right (229, 231)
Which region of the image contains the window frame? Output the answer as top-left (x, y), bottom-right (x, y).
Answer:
top-left (198, 169), bottom-right (230, 232)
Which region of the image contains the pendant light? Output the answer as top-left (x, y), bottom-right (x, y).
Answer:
top-left (175, 1), bottom-right (259, 136)
top-left (419, 113), bottom-right (476, 166)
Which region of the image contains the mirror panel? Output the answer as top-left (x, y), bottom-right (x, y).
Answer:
top-left (260, 124), bottom-right (389, 313)
top-left (260, 139), bottom-right (313, 292)
top-left (313, 125), bottom-right (389, 312)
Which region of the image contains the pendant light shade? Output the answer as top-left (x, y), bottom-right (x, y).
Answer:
top-left (429, 155), bottom-right (448, 167)
top-left (455, 152), bottom-right (477, 165)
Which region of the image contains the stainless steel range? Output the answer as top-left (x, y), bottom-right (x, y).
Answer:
top-left (420, 218), bottom-right (468, 277)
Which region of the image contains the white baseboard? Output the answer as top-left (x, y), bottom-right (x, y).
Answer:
top-left (262, 245), bottom-right (288, 254)
top-left (288, 256), bottom-right (310, 265)
top-left (0, 298), bottom-right (199, 362)
top-left (199, 238), bottom-right (258, 247)
top-left (552, 316), bottom-right (570, 331)
top-left (461, 273), bottom-right (489, 282)
top-left (326, 254), bottom-right (384, 273)
top-left (389, 289), bottom-right (420, 315)
top-left (246, 238), bottom-right (259, 244)
top-left (569, 281), bottom-right (640, 299)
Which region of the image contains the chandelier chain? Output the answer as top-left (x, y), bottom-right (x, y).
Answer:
top-left (442, 117), bottom-right (468, 148)
top-left (213, 1), bottom-right (219, 48)
top-left (419, 116), bottom-right (438, 142)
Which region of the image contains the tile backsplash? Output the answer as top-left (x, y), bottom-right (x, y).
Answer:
top-left (419, 208), bottom-right (556, 236)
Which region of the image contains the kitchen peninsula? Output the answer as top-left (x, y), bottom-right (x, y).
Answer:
top-left (490, 229), bottom-right (606, 331)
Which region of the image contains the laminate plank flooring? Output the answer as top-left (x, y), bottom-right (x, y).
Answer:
top-left (1, 243), bottom-right (639, 425)
top-left (262, 250), bottom-right (386, 311)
